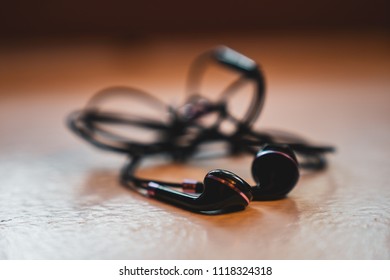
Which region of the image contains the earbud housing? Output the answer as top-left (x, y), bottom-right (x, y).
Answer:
top-left (251, 145), bottom-right (299, 200)
top-left (147, 169), bottom-right (253, 214)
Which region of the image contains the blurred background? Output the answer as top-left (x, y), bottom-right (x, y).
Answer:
top-left (0, 0), bottom-right (388, 38)
top-left (0, 0), bottom-right (388, 91)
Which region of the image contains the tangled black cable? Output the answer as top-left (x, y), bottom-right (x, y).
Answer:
top-left (68, 46), bottom-right (334, 214)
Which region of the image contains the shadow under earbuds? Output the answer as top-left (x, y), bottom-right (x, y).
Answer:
top-left (192, 197), bottom-right (299, 227)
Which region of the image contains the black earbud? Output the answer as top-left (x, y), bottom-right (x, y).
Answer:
top-left (181, 145), bottom-right (300, 201)
top-left (251, 145), bottom-right (299, 200)
top-left (146, 169), bottom-right (253, 214)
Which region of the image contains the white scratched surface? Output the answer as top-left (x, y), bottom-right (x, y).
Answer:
top-left (0, 32), bottom-right (389, 259)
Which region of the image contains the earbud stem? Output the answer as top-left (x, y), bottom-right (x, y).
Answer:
top-left (147, 182), bottom-right (199, 209)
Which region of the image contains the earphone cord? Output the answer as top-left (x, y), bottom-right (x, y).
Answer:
top-left (68, 93), bottom-right (334, 173)
top-left (67, 47), bottom-right (334, 173)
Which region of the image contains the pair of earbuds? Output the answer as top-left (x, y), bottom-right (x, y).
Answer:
top-left (68, 45), bottom-right (333, 214)
top-left (121, 144), bottom-right (299, 214)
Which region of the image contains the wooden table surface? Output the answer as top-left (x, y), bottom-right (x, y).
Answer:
top-left (0, 31), bottom-right (389, 259)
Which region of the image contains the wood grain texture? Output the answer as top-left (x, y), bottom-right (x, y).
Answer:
top-left (0, 32), bottom-right (389, 259)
